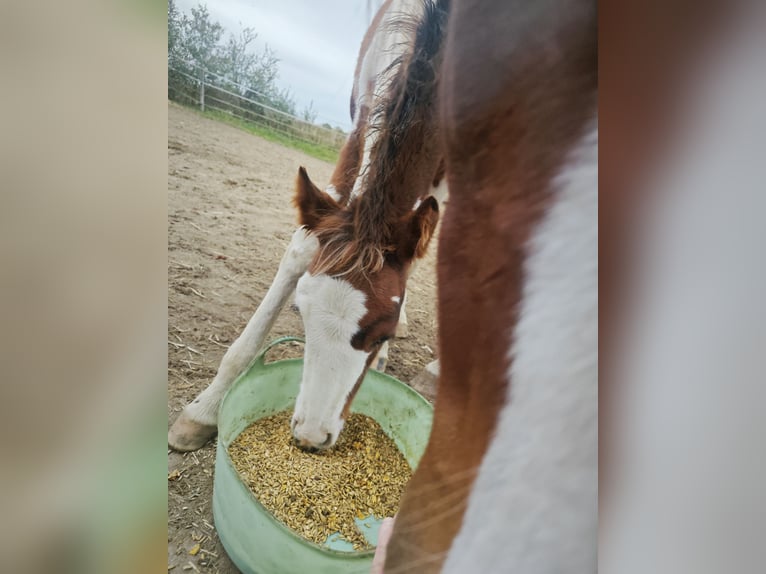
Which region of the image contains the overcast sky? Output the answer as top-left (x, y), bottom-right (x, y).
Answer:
top-left (176, 0), bottom-right (383, 130)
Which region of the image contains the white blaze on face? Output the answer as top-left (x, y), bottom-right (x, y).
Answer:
top-left (293, 272), bottom-right (370, 449)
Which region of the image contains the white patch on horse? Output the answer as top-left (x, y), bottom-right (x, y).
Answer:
top-left (352, 0), bottom-right (425, 198)
top-left (292, 273), bottom-right (369, 448)
top-left (324, 184), bottom-right (341, 202)
top-left (391, 296), bottom-right (401, 304)
top-left (443, 123), bottom-right (598, 574)
top-left (411, 179), bottom-right (447, 212)
top-left (431, 177), bottom-right (449, 205)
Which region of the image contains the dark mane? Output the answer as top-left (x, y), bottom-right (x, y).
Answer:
top-left (313, 0), bottom-right (449, 278)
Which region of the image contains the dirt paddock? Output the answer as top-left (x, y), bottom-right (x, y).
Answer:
top-left (167, 102), bottom-right (438, 572)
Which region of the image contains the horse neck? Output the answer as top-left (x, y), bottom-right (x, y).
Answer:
top-left (330, 0), bottom-right (437, 208)
top-left (353, 3), bottom-right (447, 241)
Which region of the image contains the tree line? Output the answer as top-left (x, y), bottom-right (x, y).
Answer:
top-left (168, 0), bottom-right (318, 123)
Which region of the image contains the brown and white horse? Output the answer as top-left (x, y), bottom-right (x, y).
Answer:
top-left (168, 0), bottom-right (447, 452)
top-left (381, 0), bottom-right (598, 571)
top-left (379, 0), bottom-right (766, 572)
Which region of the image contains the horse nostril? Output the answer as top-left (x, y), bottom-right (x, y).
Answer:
top-left (292, 436), bottom-right (319, 453)
top-left (292, 431), bottom-right (331, 452)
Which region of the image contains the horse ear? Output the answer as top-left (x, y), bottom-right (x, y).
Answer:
top-left (398, 196), bottom-right (439, 261)
top-left (293, 167), bottom-right (339, 229)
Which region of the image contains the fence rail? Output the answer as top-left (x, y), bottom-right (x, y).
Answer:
top-left (168, 64), bottom-right (347, 152)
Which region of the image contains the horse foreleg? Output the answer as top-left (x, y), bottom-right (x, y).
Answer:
top-left (373, 340), bottom-right (390, 372)
top-left (395, 290), bottom-right (409, 338)
top-left (168, 227), bottom-right (318, 451)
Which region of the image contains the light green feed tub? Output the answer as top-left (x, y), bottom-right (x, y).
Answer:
top-left (213, 337), bottom-right (434, 574)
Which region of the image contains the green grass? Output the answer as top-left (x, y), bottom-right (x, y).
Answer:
top-left (198, 107), bottom-right (340, 164)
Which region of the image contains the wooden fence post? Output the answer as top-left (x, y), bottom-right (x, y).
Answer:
top-left (199, 68), bottom-right (206, 112)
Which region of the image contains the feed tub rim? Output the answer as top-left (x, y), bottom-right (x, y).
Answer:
top-left (214, 336), bottom-right (433, 565)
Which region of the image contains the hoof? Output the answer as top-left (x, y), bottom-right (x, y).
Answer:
top-left (395, 322), bottom-right (409, 339)
top-left (375, 357), bottom-right (388, 372)
top-left (168, 411), bottom-right (217, 452)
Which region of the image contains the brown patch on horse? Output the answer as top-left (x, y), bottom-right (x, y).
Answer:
top-left (352, 266), bottom-right (407, 350)
top-left (293, 166), bottom-right (340, 230)
top-left (295, 0), bottom-right (447, 282)
top-left (328, 104), bottom-right (369, 205)
top-left (404, 196), bottom-right (439, 260)
top-left (383, 0), bottom-right (597, 571)
top-left (307, 194), bottom-right (439, 280)
top-left (340, 267), bottom-right (408, 419)
top-left (354, 1), bottom-right (446, 246)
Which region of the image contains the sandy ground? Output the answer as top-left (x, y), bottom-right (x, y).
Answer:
top-left (167, 102), bottom-right (438, 572)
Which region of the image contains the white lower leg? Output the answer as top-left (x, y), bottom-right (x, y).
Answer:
top-left (396, 291), bottom-right (409, 338)
top-left (373, 340), bottom-right (390, 372)
top-left (180, 227), bottom-right (318, 427)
